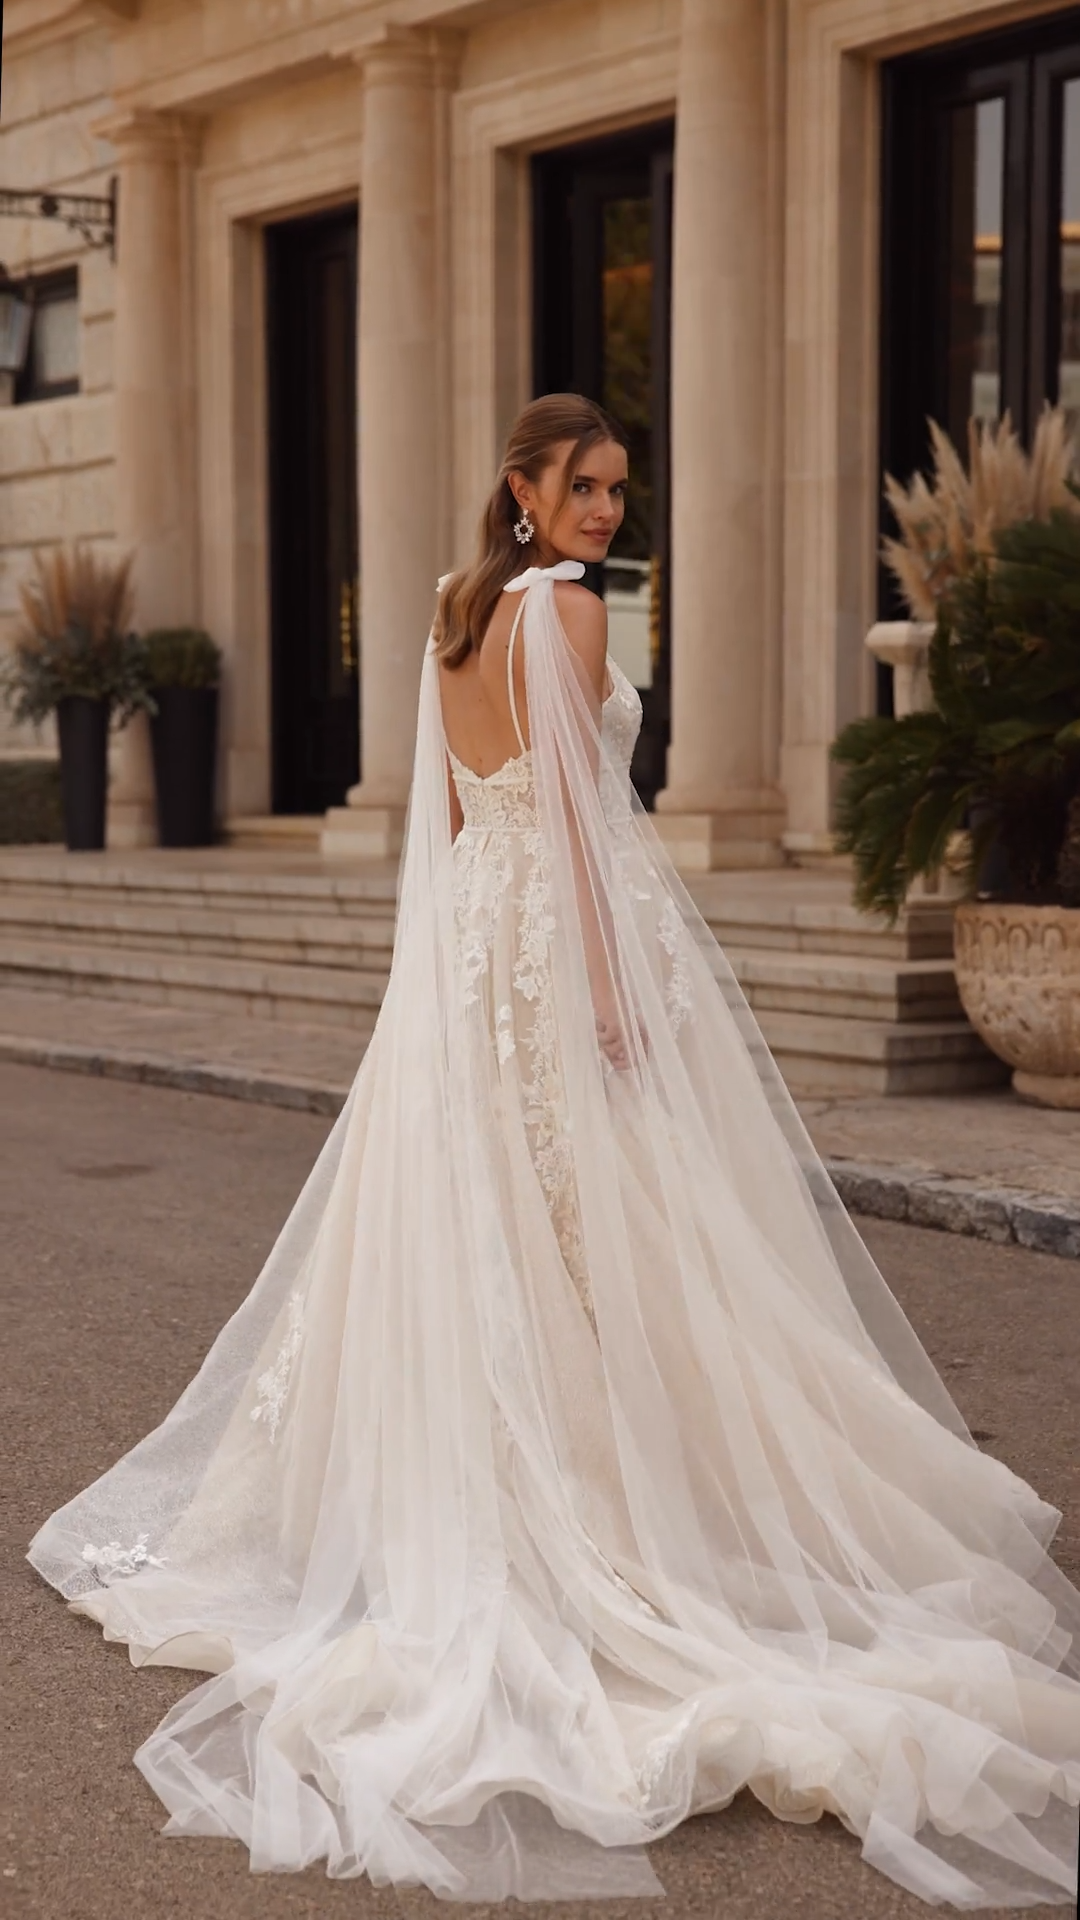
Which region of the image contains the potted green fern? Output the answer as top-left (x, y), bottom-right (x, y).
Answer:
top-left (143, 628), bottom-right (222, 847)
top-left (833, 458), bottom-right (1080, 1107)
top-left (0, 548), bottom-right (150, 851)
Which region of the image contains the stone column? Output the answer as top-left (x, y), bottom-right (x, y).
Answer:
top-left (654, 0), bottom-right (786, 870)
top-left (322, 28), bottom-right (456, 861)
top-left (95, 110), bottom-right (200, 848)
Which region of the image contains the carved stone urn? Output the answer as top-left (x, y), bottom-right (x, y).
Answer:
top-left (953, 901), bottom-right (1080, 1108)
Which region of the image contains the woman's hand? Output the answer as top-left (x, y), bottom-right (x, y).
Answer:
top-left (593, 1003), bottom-right (649, 1072)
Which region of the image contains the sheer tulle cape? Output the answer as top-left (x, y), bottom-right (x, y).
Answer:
top-left (27, 564), bottom-right (1080, 1906)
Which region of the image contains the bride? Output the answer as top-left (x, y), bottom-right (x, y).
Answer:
top-left (30, 393), bottom-right (1080, 1907)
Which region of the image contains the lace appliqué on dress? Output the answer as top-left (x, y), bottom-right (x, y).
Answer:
top-left (635, 1703), bottom-right (698, 1801)
top-left (82, 1533), bottom-right (165, 1580)
top-left (658, 897), bottom-right (694, 1034)
top-left (512, 839), bottom-right (594, 1332)
top-left (250, 1291), bottom-right (304, 1443)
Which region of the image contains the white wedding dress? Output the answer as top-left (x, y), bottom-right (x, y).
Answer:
top-left (29, 563), bottom-right (1080, 1907)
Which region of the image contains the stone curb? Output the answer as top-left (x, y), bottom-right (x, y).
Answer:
top-left (3, 1030), bottom-right (1079, 1260)
top-left (827, 1158), bottom-right (1080, 1261)
top-left (0, 1032), bottom-right (351, 1118)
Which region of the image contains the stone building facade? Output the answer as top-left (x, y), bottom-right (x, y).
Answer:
top-left (2, 0), bottom-right (1078, 868)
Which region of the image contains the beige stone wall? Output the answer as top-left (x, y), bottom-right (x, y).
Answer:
top-left (0, 10), bottom-right (117, 754)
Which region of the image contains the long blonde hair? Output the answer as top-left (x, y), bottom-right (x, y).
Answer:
top-left (433, 393), bottom-right (628, 667)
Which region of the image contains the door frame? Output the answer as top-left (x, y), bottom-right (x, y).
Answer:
top-left (196, 133), bottom-right (359, 822)
top-left (448, 37), bottom-right (679, 565)
top-left (531, 119), bottom-right (675, 807)
top-left (265, 203), bottom-right (360, 816)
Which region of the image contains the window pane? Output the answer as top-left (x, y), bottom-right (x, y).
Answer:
top-left (947, 96), bottom-right (1004, 437)
top-left (601, 196), bottom-right (655, 687)
top-left (32, 295), bottom-right (78, 389)
top-left (1059, 78), bottom-right (1080, 435)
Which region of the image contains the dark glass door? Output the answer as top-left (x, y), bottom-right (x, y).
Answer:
top-left (532, 123), bottom-right (674, 809)
top-left (881, 12), bottom-right (1080, 647)
top-left (266, 206), bottom-right (359, 814)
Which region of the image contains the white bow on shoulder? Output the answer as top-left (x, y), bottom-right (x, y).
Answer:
top-left (504, 561), bottom-right (586, 593)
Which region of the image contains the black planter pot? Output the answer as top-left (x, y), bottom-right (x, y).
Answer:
top-left (149, 685), bottom-right (220, 847)
top-left (56, 695), bottom-right (110, 851)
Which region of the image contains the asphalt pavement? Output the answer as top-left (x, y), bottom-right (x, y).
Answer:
top-left (2, 1060), bottom-right (1078, 1920)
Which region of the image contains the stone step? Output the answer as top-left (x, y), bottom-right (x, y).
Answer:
top-left (728, 947), bottom-right (962, 1023)
top-left (691, 873), bottom-right (955, 960)
top-left (0, 890), bottom-right (397, 969)
top-left (0, 848), bottom-right (399, 915)
top-left (758, 1009), bottom-right (1007, 1097)
top-left (0, 937), bottom-right (385, 1032)
top-left (0, 852), bottom-right (955, 962)
top-left (223, 814), bottom-right (323, 852)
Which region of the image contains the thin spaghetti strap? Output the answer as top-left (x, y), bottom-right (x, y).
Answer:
top-left (505, 594), bottom-right (528, 754)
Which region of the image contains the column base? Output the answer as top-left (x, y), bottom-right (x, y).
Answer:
top-left (651, 812), bottom-right (787, 872)
top-left (320, 803), bottom-right (407, 862)
top-left (781, 829), bottom-right (852, 872)
top-left (651, 790), bottom-right (787, 872)
top-left (106, 800), bottom-right (158, 850)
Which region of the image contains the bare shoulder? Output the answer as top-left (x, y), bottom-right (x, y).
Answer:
top-left (551, 581), bottom-right (607, 690)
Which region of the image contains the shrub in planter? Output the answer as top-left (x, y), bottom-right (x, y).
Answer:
top-left (0, 547), bottom-right (149, 851)
top-left (143, 628), bottom-right (223, 847)
top-left (832, 502), bottom-right (1080, 1104)
top-left (0, 759), bottom-right (63, 844)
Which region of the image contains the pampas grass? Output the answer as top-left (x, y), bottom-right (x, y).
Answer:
top-left (882, 406), bottom-right (1080, 620)
top-left (17, 544), bottom-right (134, 650)
top-left (1, 544), bottom-right (149, 728)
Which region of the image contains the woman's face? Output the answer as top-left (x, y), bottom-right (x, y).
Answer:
top-left (512, 438), bottom-right (628, 565)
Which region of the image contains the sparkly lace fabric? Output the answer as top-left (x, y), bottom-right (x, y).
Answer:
top-left (447, 670), bottom-right (643, 1331)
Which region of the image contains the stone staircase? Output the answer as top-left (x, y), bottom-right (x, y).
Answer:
top-left (0, 847), bottom-right (1004, 1096)
top-left (691, 871), bottom-right (1004, 1095)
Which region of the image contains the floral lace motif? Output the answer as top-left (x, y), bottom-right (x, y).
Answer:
top-left (446, 666), bottom-right (649, 1335)
top-left (448, 748), bottom-right (538, 833)
top-left (511, 837), bottom-right (593, 1329)
top-left (635, 1703), bottom-right (698, 1800)
top-left (250, 1291), bottom-right (304, 1442)
top-left (658, 897), bottom-right (694, 1034)
top-left (82, 1533), bottom-right (165, 1579)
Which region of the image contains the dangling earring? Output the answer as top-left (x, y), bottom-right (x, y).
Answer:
top-left (513, 506), bottom-right (534, 546)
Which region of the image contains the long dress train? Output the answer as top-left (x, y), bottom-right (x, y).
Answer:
top-left (29, 561), bottom-right (1080, 1906)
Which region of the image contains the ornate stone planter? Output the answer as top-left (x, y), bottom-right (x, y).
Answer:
top-left (953, 901), bottom-right (1080, 1108)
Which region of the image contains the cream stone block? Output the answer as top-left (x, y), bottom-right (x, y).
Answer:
top-left (200, 66), bottom-right (363, 175)
top-left (109, 0), bottom-right (377, 113)
top-left (79, 248), bottom-right (116, 324)
top-left (1, 98), bottom-right (108, 188)
top-left (0, 392), bottom-right (114, 480)
top-left (320, 804), bottom-right (407, 864)
top-left (458, 0), bottom-right (680, 91)
top-left (0, 30), bottom-right (108, 130)
top-left (652, 809), bottom-right (789, 873)
top-left (0, 467), bottom-right (114, 547)
top-left (81, 314), bottom-right (115, 394)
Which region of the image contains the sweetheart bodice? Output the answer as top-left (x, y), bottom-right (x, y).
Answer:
top-left (447, 658), bottom-right (643, 834)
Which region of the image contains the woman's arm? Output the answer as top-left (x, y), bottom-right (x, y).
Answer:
top-left (446, 755), bottom-right (465, 843)
top-left (550, 585), bottom-right (631, 1069)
